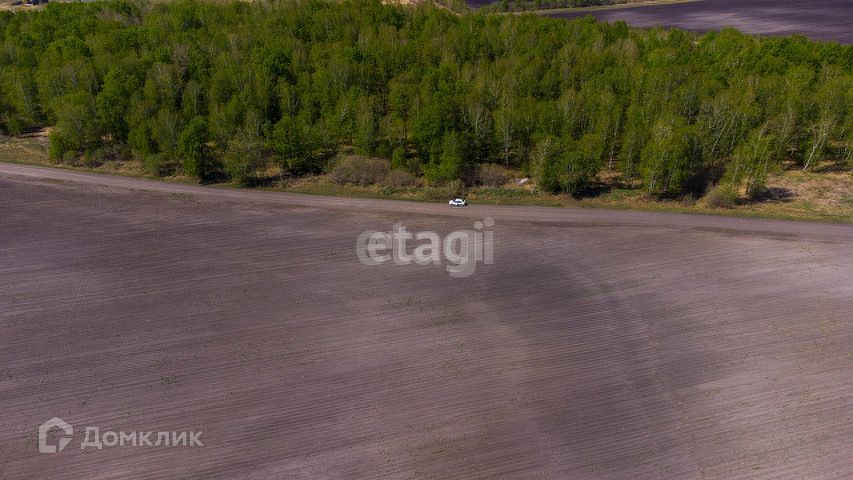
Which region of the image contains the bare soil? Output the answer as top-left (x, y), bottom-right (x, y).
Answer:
top-left (544, 0), bottom-right (853, 43)
top-left (0, 164), bottom-right (851, 479)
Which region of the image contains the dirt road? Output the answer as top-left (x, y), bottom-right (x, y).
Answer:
top-left (1, 163), bottom-right (851, 479)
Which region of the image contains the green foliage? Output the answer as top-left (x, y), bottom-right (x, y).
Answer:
top-left (640, 115), bottom-right (693, 195)
top-left (425, 130), bottom-right (468, 185)
top-left (727, 125), bottom-right (775, 196)
top-left (48, 129), bottom-right (71, 162)
top-left (50, 92), bottom-right (100, 160)
top-left (97, 69), bottom-right (133, 143)
top-left (0, 0), bottom-right (849, 194)
top-left (564, 133), bottom-right (604, 194)
top-left (702, 183), bottom-right (738, 209)
top-left (391, 146), bottom-right (407, 170)
top-left (532, 134), bottom-right (604, 194)
top-left (223, 135), bottom-right (264, 186)
top-left (531, 136), bottom-right (562, 193)
top-left (271, 114), bottom-right (308, 174)
top-left (178, 116), bottom-right (211, 178)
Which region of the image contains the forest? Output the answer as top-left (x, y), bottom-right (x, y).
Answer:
top-left (0, 0), bottom-right (850, 198)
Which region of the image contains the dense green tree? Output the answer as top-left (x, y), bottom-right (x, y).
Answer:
top-left (641, 115), bottom-right (692, 195)
top-left (178, 116), bottom-right (211, 179)
top-left (559, 134), bottom-right (604, 194)
top-left (727, 124), bottom-right (775, 197)
top-left (97, 69), bottom-right (133, 143)
top-left (425, 130), bottom-right (467, 185)
top-left (49, 92), bottom-right (99, 159)
top-left (531, 136), bottom-right (561, 193)
top-left (223, 135), bottom-right (264, 186)
top-left (355, 95), bottom-right (379, 155)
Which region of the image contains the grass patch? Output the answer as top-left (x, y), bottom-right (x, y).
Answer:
top-left (2, 137), bottom-right (850, 223)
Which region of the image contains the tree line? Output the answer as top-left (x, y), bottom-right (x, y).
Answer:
top-left (0, 0), bottom-right (850, 196)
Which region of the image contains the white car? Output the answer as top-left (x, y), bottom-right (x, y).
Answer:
top-left (448, 198), bottom-right (467, 207)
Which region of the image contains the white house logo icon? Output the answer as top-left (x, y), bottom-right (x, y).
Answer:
top-left (39, 417), bottom-right (73, 454)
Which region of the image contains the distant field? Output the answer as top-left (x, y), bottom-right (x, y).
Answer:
top-left (5, 0), bottom-right (853, 43)
top-left (466, 0), bottom-right (693, 10)
top-left (542, 0), bottom-right (853, 43)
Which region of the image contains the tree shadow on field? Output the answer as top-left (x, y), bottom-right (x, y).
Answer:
top-left (199, 171), bottom-right (229, 185)
top-left (740, 187), bottom-right (795, 205)
top-left (244, 174), bottom-right (284, 188)
top-left (570, 176), bottom-right (642, 199)
top-left (683, 165), bottom-right (725, 199)
top-left (810, 161), bottom-right (850, 174)
top-left (570, 183), bottom-right (612, 199)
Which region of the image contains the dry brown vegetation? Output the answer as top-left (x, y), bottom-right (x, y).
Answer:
top-left (329, 156), bottom-right (392, 186)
